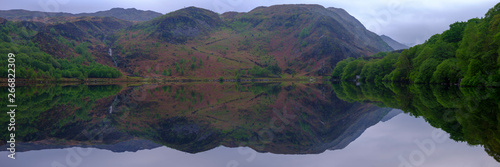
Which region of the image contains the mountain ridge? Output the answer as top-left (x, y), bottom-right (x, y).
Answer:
top-left (0, 4), bottom-right (393, 80)
top-left (0, 7), bottom-right (162, 22)
top-left (112, 5), bottom-right (392, 78)
top-left (380, 35), bottom-right (409, 50)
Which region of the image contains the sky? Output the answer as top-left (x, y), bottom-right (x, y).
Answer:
top-left (0, 0), bottom-right (498, 46)
top-left (2, 110), bottom-right (498, 167)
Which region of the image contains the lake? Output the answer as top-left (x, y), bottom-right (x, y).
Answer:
top-left (0, 82), bottom-right (499, 167)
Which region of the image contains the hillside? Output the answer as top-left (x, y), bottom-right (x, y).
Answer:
top-left (113, 5), bottom-right (392, 79)
top-left (0, 16), bottom-right (129, 79)
top-left (0, 4), bottom-right (392, 81)
top-left (380, 35), bottom-right (409, 50)
top-left (333, 2), bottom-right (500, 86)
top-left (0, 8), bottom-right (162, 22)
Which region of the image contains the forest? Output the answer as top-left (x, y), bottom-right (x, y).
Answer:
top-left (332, 3), bottom-right (500, 86)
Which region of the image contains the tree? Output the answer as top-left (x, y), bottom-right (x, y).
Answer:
top-left (414, 58), bottom-right (439, 83)
top-left (432, 59), bottom-right (461, 83)
top-left (266, 63), bottom-right (282, 75)
top-left (485, 2), bottom-right (500, 18)
top-left (190, 62), bottom-right (196, 70)
top-left (341, 60), bottom-right (364, 81)
top-left (332, 58), bottom-right (352, 78)
top-left (442, 22), bottom-right (467, 43)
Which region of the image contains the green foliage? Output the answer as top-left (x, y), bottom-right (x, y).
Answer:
top-left (334, 3), bottom-right (500, 86)
top-left (414, 58), bottom-right (440, 83)
top-left (266, 63), bottom-right (282, 75)
top-left (175, 63), bottom-right (180, 72)
top-left (431, 59), bottom-right (462, 83)
top-left (230, 21), bottom-right (250, 32)
top-left (50, 28), bottom-right (57, 34)
top-left (88, 64), bottom-right (122, 78)
top-left (249, 65), bottom-right (272, 77)
top-left (162, 69), bottom-right (172, 76)
top-left (486, 2), bottom-right (500, 18)
top-left (0, 21), bottom-right (122, 79)
top-left (298, 25), bottom-right (311, 39)
top-left (442, 22), bottom-right (467, 43)
top-left (461, 59), bottom-right (486, 85)
top-left (360, 53), bottom-right (398, 82)
top-left (341, 59), bottom-right (365, 80)
top-left (234, 69), bottom-right (242, 80)
top-left (190, 62), bottom-right (196, 70)
top-left (331, 58), bottom-right (351, 78)
top-left (301, 41), bottom-right (308, 47)
top-left (75, 42), bottom-right (93, 62)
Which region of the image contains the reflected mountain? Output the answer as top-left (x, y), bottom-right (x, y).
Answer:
top-left (0, 82), bottom-right (393, 154)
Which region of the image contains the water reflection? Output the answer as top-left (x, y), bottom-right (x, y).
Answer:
top-left (1, 83), bottom-right (391, 155)
top-left (0, 82), bottom-right (499, 165)
top-left (332, 82), bottom-right (500, 162)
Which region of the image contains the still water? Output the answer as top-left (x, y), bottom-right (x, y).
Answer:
top-left (0, 82), bottom-right (499, 166)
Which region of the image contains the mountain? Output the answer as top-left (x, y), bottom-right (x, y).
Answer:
top-left (0, 9), bottom-right (73, 21)
top-left (0, 4), bottom-right (392, 81)
top-left (114, 5), bottom-right (392, 78)
top-left (76, 8), bottom-right (163, 22)
top-left (380, 35), bottom-right (409, 50)
top-left (0, 8), bottom-right (162, 22)
top-left (140, 7), bottom-right (223, 44)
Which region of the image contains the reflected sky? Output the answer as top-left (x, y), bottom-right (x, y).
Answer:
top-left (1, 110), bottom-right (497, 167)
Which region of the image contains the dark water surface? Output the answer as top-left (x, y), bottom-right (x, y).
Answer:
top-left (0, 82), bottom-right (499, 166)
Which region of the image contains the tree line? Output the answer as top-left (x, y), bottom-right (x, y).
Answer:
top-left (332, 3), bottom-right (500, 86)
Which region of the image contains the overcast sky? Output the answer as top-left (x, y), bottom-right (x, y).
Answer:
top-left (0, 0), bottom-right (498, 45)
